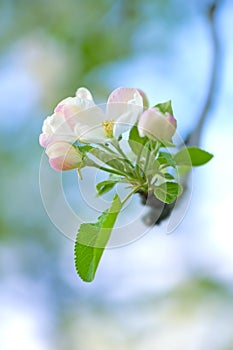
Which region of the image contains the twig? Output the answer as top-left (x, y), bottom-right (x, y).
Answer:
top-left (142, 1), bottom-right (223, 226)
top-left (185, 0), bottom-right (222, 147)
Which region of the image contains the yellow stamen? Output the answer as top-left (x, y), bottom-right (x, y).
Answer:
top-left (102, 119), bottom-right (114, 138)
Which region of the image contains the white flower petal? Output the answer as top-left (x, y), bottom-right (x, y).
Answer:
top-left (106, 88), bottom-right (143, 137)
top-left (54, 97), bottom-right (75, 113)
top-left (78, 126), bottom-right (106, 144)
top-left (107, 102), bottom-right (143, 137)
top-left (76, 87), bottom-right (94, 100)
top-left (73, 105), bottom-right (106, 143)
top-left (49, 113), bottom-right (73, 135)
top-left (39, 133), bottom-right (77, 148)
top-left (42, 116), bottom-right (53, 134)
top-left (107, 87), bottom-right (143, 106)
top-left (74, 87), bottom-right (95, 110)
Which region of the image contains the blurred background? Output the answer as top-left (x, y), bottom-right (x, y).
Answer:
top-left (0, 0), bottom-right (233, 349)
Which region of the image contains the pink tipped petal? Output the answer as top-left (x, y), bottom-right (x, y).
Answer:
top-left (49, 156), bottom-right (81, 171)
top-left (49, 158), bottom-right (65, 171)
top-left (107, 87), bottom-right (143, 106)
top-left (107, 88), bottom-right (144, 137)
top-left (54, 97), bottom-right (74, 113)
top-left (63, 105), bottom-right (82, 129)
top-left (63, 105), bottom-right (79, 119)
top-left (49, 155), bottom-right (79, 171)
top-left (55, 102), bottom-right (71, 115)
top-left (167, 114), bottom-right (177, 129)
top-left (106, 88), bottom-right (144, 138)
top-left (39, 133), bottom-right (50, 148)
top-left (46, 142), bottom-right (83, 171)
top-left (54, 104), bottom-right (64, 114)
top-left (39, 132), bottom-right (77, 149)
top-left (138, 108), bottom-right (177, 141)
top-left (138, 109), bottom-right (156, 138)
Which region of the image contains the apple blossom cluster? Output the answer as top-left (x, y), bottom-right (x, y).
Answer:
top-left (39, 87), bottom-right (213, 282)
top-left (39, 87), bottom-right (177, 173)
top-left (40, 87), bottom-right (177, 170)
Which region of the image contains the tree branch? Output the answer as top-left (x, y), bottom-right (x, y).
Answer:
top-left (185, 0), bottom-right (222, 147)
top-left (142, 1), bottom-right (223, 225)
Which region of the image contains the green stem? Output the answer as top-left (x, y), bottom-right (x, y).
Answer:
top-left (86, 158), bottom-right (126, 176)
top-left (111, 139), bottom-right (134, 169)
top-left (146, 141), bottom-right (161, 180)
top-left (148, 141), bottom-right (160, 165)
top-left (136, 143), bottom-right (144, 165)
top-left (97, 143), bottom-right (118, 155)
top-left (143, 141), bottom-right (151, 173)
top-left (154, 141), bottom-right (161, 157)
top-left (99, 166), bottom-right (124, 176)
top-left (122, 185), bottom-right (142, 206)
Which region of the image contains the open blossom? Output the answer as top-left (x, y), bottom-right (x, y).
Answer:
top-left (39, 87), bottom-right (95, 148)
top-left (46, 142), bottom-right (83, 171)
top-left (39, 87), bottom-right (144, 147)
top-left (137, 108), bottom-right (177, 141)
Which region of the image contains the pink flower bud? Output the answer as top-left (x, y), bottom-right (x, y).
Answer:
top-left (138, 108), bottom-right (177, 141)
top-left (45, 142), bottom-right (83, 171)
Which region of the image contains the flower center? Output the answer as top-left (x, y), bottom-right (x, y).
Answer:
top-left (102, 119), bottom-right (114, 138)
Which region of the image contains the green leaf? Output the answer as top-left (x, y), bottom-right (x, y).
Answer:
top-left (128, 125), bottom-right (148, 156)
top-left (163, 173), bottom-right (175, 180)
top-left (160, 140), bottom-right (176, 148)
top-left (96, 182), bottom-right (116, 196)
top-left (157, 151), bottom-right (176, 168)
top-left (154, 182), bottom-right (183, 204)
top-left (76, 145), bottom-right (94, 154)
top-left (96, 176), bottom-right (120, 196)
top-left (154, 100), bottom-right (174, 115)
top-left (90, 148), bottom-right (127, 173)
top-left (146, 159), bottom-right (160, 175)
top-left (174, 147), bottom-right (213, 167)
top-left (74, 194), bottom-right (122, 282)
top-left (90, 147), bottom-right (117, 163)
